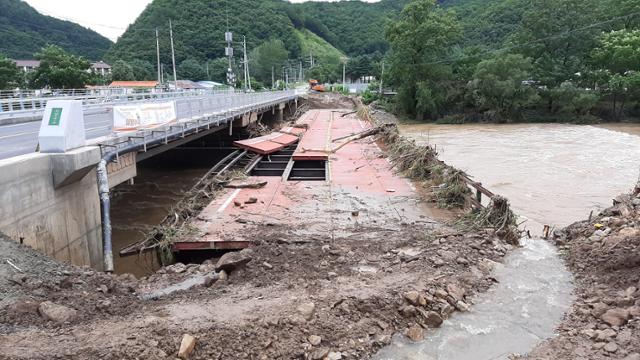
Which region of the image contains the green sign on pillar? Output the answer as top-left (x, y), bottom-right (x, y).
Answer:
top-left (49, 107), bottom-right (63, 126)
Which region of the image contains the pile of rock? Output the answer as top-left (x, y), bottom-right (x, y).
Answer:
top-left (399, 283), bottom-right (470, 341)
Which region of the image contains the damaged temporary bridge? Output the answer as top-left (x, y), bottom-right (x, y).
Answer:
top-left (168, 109), bottom-right (435, 253)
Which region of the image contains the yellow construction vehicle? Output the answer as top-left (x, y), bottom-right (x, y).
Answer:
top-left (309, 79), bottom-right (325, 92)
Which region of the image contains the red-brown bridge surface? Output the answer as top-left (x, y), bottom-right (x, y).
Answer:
top-left (176, 109), bottom-right (436, 251)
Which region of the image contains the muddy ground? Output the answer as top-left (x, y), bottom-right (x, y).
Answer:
top-left (521, 189), bottom-right (640, 360)
top-left (0, 93), bottom-right (517, 360)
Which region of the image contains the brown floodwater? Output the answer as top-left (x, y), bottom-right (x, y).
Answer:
top-left (109, 166), bottom-right (210, 277)
top-left (401, 123), bottom-right (640, 234)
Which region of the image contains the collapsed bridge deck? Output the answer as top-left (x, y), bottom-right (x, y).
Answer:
top-left (174, 109), bottom-right (437, 252)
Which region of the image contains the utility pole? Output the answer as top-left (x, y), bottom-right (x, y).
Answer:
top-left (155, 28), bottom-right (161, 85)
top-left (379, 61), bottom-right (384, 95)
top-left (342, 58), bottom-right (347, 92)
top-left (225, 31), bottom-right (235, 87)
top-left (242, 35), bottom-right (251, 91)
top-left (272, 66), bottom-right (275, 89)
top-left (206, 61), bottom-right (210, 80)
top-left (169, 20), bottom-right (177, 86)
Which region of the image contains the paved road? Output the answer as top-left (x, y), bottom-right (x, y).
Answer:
top-left (0, 91), bottom-right (298, 161)
top-left (0, 108), bottom-right (113, 160)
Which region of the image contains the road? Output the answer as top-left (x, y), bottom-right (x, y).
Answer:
top-left (0, 108), bottom-right (113, 160)
top-left (0, 91), bottom-right (298, 160)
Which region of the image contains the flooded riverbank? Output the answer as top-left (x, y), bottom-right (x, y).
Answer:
top-left (401, 123), bottom-right (640, 233)
top-left (374, 122), bottom-right (640, 359)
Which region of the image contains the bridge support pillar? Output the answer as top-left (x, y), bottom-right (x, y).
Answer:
top-left (0, 147), bottom-right (104, 270)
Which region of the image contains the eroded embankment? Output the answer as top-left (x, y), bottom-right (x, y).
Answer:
top-left (521, 187), bottom-right (640, 360)
top-left (0, 95), bottom-right (520, 360)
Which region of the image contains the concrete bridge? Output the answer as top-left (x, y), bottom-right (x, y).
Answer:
top-left (0, 89), bottom-right (299, 271)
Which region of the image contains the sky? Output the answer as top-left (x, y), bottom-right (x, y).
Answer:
top-left (23, 0), bottom-right (380, 42)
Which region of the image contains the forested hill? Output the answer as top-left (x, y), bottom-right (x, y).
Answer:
top-left (106, 0), bottom-right (410, 64)
top-left (0, 0), bottom-right (112, 60)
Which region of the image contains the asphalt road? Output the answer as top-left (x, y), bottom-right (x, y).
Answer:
top-left (0, 108), bottom-right (113, 160)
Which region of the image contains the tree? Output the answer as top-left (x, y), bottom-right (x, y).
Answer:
top-left (467, 54), bottom-right (539, 120)
top-left (385, 0), bottom-right (462, 119)
top-left (178, 59), bottom-right (206, 81)
top-left (250, 40), bottom-right (289, 85)
top-left (111, 60), bottom-right (135, 81)
top-left (0, 55), bottom-right (20, 89)
top-left (591, 29), bottom-right (640, 119)
top-left (511, 0), bottom-right (601, 88)
top-left (31, 45), bottom-right (90, 89)
top-left (130, 59), bottom-right (155, 81)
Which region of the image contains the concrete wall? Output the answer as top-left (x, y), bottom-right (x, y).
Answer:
top-left (0, 149), bottom-right (103, 270)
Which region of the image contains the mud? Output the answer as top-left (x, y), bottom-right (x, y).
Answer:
top-left (521, 190), bottom-right (640, 359)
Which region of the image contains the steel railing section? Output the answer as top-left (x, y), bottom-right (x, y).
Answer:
top-left (0, 88), bottom-right (238, 120)
top-left (96, 90), bottom-right (297, 159)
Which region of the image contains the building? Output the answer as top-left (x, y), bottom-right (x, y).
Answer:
top-left (109, 81), bottom-right (159, 88)
top-left (13, 60), bottom-right (40, 72)
top-left (169, 80), bottom-right (205, 90)
top-left (91, 61), bottom-right (111, 76)
top-left (12, 60), bottom-right (112, 76)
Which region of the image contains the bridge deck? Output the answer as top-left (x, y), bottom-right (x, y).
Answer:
top-left (176, 109), bottom-right (433, 252)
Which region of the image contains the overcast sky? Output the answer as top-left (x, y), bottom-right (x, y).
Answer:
top-left (23, 0), bottom-right (380, 42)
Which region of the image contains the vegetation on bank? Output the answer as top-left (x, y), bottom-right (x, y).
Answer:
top-left (381, 0), bottom-right (640, 123)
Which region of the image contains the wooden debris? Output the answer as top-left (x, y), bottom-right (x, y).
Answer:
top-left (224, 181), bottom-right (268, 189)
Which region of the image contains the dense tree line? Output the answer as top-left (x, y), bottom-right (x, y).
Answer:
top-left (383, 0), bottom-right (640, 122)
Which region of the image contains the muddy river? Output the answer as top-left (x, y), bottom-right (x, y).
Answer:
top-left (374, 123), bottom-right (640, 359)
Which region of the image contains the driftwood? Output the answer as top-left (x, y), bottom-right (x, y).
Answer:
top-left (301, 124), bottom-right (392, 155)
top-left (224, 181), bottom-right (268, 189)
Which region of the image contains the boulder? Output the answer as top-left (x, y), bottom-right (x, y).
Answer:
top-left (38, 301), bottom-right (77, 323)
top-left (178, 334), bottom-right (196, 359)
top-left (404, 291), bottom-right (420, 306)
top-left (310, 348), bottom-right (329, 360)
top-left (601, 308), bottom-right (630, 327)
top-left (446, 284), bottom-right (465, 302)
top-left (406, 324), bottom-right (424, 341)
top-left (296, 302), bottom-right (316, 321)
top-left (215, 249), bottom-right (253, 272)
top-left (327, 351), bottom-right (342, 360)
top-left (420, 310), bottom-right (443, 327)
top-left (604, 342), bottom-right (618, 353)
top-left (308, 335), bottom-right (321, 346)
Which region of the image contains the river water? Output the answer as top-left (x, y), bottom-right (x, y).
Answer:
top-left (374, 123), bottom-right (640, 359)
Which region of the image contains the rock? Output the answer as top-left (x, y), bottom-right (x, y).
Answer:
top-left (327, 351), bottom-right (342, 360)
top-left (437, 250), bottom-right (457, 261)
top-left (617, 297), bottom-right (635, 307)
top-left (218, 270), bottom-right (228, 280)
top-left (310, 348), bottom-right (329, 360)
top-left (601, 308), bottom-right (630, 327)
top-left (406, 324), bottom-right (424, 341)
top-left (38, 301), bottom-right (77, 323)
top-left (203, 275), bottom-right (218, 287)
top-left (296, 302), bottom-right (316, 321)
top-left (404, 291), bottom-right (420, 305)
top-left (6, 298), bottom-right (40, 316)
top-left (591, 302), bottom-right (609, 318)
top-left (215, 249), bottom-right (253, 272)
top-left (623, 353), bottom-right (640, 360)
top-left (167, 263), bottom-right (187, 274)
top-left (399, 305), bottom-right (417, 317)
top-left (233, 200), bottom-right (242, 207)
top-left (604, 342), bottom-right (618, 353)
top-left (456, 257), bottom-right (469, 265)
top-left (478, 258), bottom-right (498, 274)
top-left (420, 310), bottom-right (443, 327)
top-left (455, 301), bottom-right (470, 312)
top-left (262, 262), bottom-right (273, 269)
top-left (446, 284), bottom-right (465, 302)
top-left (245, 197), bottom-right (258, 204)
top-left (628, 306), bottom-right (640, 317)
top-left (595, 328), bottom-right (617, 341)
top-left (308, 335), bottom-right (322, 346)
top-left (178, 334), bottom-right (196, 359)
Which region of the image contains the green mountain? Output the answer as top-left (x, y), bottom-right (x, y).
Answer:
top-left (107, 0), bottom-right (411, 65)
top-left (0, 0), bottom-right (112, 60)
